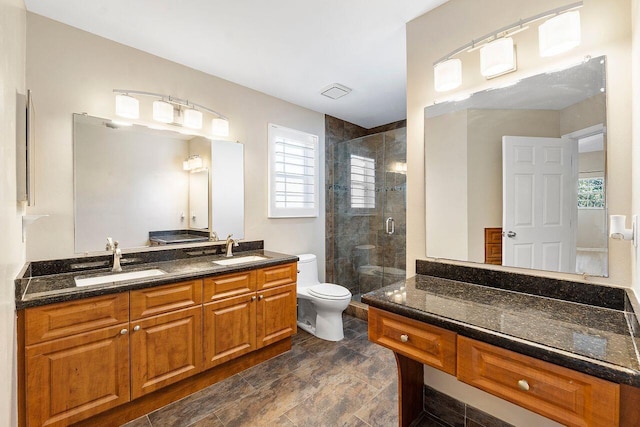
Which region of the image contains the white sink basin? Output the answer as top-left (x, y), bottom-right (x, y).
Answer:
top-left (75, 269), bottom-right (166, 287)
top-left (213, 255), bottom-right (267, 266)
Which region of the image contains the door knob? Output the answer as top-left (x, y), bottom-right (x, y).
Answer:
top-left (120, 329), bottom-right (128, 335)
top-left (251, 296), bottom-right (257, 301)
top-left (133, 325), bottom-right (141, 331)
top-left (506, 231), bottom-right (516, 238)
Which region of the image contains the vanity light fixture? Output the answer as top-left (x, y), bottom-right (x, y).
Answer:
top-left (538, 10), bottom-right (581, 57)
top-left (115, 94), bottom-right (139, 119)
top-left (211, 117), bottom-right (230, 137)
top-left (432, 1), bottom-right (582, 92)
top-left (183, 108), bottom-right (203, 129)
top-left (434, 58), bottom-right (462, 92)
top-left (183, 155), bottom-right (204, 172)
top-left (113, 89), bottom-right (229, 136)
top-left (152, 100), bottom-right (174, 123)
top-left (480, 37), bottom-right (516, 78)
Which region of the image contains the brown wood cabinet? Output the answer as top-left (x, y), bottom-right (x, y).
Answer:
top-left (204, 293), bottom-right (257, 368)
top-left (368, 307), bottom-right (638, 427)
top-left (457, 336), bottom-right (619, 427)
top-left (130, 306), bottom-right (203, 398)
top-left (369, 307), bottom-right (456, 375)
top-left (20, 262), bottom-right (298, 427)
top-left (203, 264), bottom-right (297, 368)
top-left (24, 294), bottom-right (131, 426)
top-left (484, 227), bottom-right (502, 265)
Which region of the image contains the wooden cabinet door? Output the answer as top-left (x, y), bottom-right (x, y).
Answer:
top-left (130, 306), bottom-right (203, 399)
top-left (25, 324), bottom-right (130, 427)
top-left (203, 293), bottom-right (256, 369)
top-left (256, 283), bottom-right (297, 348)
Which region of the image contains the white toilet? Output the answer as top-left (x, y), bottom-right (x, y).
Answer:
top-left (296, 253), bottom-right (352, 341)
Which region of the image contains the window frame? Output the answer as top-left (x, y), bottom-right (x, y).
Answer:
top-left (267, 123), bottom-right (319, 218)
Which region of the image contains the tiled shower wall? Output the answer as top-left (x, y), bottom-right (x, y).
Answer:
top-left (325, 115), bottom-right (407, 296)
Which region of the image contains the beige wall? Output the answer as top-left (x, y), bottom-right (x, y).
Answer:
top-left (634, 0), bottom-right (640, 296)
top-left (25, 14), bottom-right (326, 277)
top-left (408, 0), bottom-right (632, 286)
top-left (409, 0), bottom-right (631, 424)
top-left (0, 1), bottom-right (26, 425)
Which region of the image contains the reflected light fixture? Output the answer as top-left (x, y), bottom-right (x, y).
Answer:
top-left (480, 37), bottom-right (516, 78)
top-left (115, 94), bottom-right (139, 119)
top-left (211, 118), bottom-right (230, 137)
top-left (539, 10), bottom-right (581, 57)
top-left (153, 100), bottom-right (174, 123)
top-left (183, 155), bottom-right (204, 172)
top-left (183, 108), bottom-right (203, 129)
top-left (434, 59), bottom-right (462, 92)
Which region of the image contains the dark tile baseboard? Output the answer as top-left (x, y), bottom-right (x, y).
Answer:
top-left (422, 385), bottom-right (513, 427)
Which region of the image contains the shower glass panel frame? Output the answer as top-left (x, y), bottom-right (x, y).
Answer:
top-left (327, 128), bottom-right (407, 301)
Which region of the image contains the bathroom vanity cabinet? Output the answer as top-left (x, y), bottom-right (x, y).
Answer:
top-left (365, 266), bottom-right (640, 427)
top-left (18, 261), bottom-right (297, 427)
top-left (203, 264), bottom-right (297, 368)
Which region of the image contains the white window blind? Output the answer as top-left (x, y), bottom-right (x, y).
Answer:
top-left (350, 154), bottom-right (375, 209)
top-left (268, 123), bottom-right (319, 218)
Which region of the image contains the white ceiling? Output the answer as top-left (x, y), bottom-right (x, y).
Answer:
top-left (24, 0), bottom-right (449, 129)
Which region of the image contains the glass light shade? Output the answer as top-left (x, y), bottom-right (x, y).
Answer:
top-left (183, 160), bottom-right (190, 170)
top-left (153, 100), bottom-right (174, 123)
top-left (211, 118), bottom-right (230, 136)
top-left (115, 94), bottom-right (139, 119)
top-left (539, 11), bottom-right (581, 57)
top-left (188, 156), bottom-right (203, 170)
top-left (480, 38), bottom-right (515, 78)
top-left (183, 108), bottom-right (203, 129)
top-left (434, 59), bottom-right (462, 92)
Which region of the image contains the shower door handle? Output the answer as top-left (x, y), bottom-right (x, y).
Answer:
top-left (386, 217), bottom-right (395, 235)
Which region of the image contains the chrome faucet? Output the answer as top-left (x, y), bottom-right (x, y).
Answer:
top-left (106, 237), bottom-right (123, 272)
top-left (225, 234), bottom-right (239, 257)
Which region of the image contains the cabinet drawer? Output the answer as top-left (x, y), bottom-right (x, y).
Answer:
top-left (257, 263), bottom-right (297, 290)
top-left (204, 271), bottom-right (256, 301)
top-left (457, 336), bottom-right (620, 427)
top-left (368, 307), bottom-right (456, 375)
top-left (130, 279), bottom-right (203, 320)
top-left (25, 293), bottom-right (129, 345)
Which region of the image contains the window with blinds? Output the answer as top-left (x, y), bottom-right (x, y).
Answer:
top-left (268, 123), bottom-right (319, 218)
top-left (350, 154), bottom-right (375, 209)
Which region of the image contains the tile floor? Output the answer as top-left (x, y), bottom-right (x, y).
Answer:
top-left (121, 315), bottom-right (401, 427)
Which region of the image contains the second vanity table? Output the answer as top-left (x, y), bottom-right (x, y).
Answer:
top-left (363, 260), bottom-right (640, 427)
top-left (15, 242), bottom-right (298, 427)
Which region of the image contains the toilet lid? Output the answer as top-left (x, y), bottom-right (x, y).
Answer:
top-left (308, 283), bottom-right (351, 299)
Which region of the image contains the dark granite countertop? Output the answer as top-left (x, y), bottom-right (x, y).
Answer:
top-left (362, 274), bottom-right (640, 387)
top-left (16, 247), bottom-right (298, 310)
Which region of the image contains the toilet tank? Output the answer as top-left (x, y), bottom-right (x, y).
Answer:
top-left (297, 254), bottom-right (320, 288)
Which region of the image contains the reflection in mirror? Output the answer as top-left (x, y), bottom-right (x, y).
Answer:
top-left (74, 114), bottom-right (216, 253)
top-left (425, 56), bottom-right (607, 276)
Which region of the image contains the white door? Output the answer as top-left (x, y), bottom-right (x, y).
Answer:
top-left (502, 136), bottom-right (578, 273)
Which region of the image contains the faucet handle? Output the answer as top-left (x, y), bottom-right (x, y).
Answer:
top-left (106, 237), bottom-right (114, 251)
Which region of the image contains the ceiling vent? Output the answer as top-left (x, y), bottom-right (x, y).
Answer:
top-left (320, 83), bottom-right (352, 100)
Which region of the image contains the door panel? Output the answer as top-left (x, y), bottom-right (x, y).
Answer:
top-left (256, 284), bottom-right (297, 348)
top-left (503, 136), bottom-right (577, 273)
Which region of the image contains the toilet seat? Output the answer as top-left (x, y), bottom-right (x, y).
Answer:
top-left (307, 283), bottom-right (351, 300)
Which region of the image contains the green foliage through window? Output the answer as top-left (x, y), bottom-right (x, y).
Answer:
top-left (577, 177), bottom-right (604, 208)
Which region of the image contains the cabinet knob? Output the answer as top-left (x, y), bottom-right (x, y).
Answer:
top-left (120, 329), bottom-right (128, 335)
top-left (251, 296), bottom-right (257, 301)
top-left (258, 295), bottom-right (264, 300)
top-left (400, 334), bottom-right (409, 343)
top-left (133, 325), bottom-right (141, 331)
top-left (517, 379), bottom-right (530, 391)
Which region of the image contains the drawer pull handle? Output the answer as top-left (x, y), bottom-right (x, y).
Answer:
top-left (133, 325), bottom-right (141, 331)
top-left (400, 334), bottom-right (409, 343)
top-left (517, 379), bottom-right (530, 391)
top-left (120, 329), bottom-right (128, 335)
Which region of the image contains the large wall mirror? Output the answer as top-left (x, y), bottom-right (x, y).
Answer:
top-left (74, 114), bottom-right (244, 253)
top-left (425, 56), bottom-right (608, 277)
